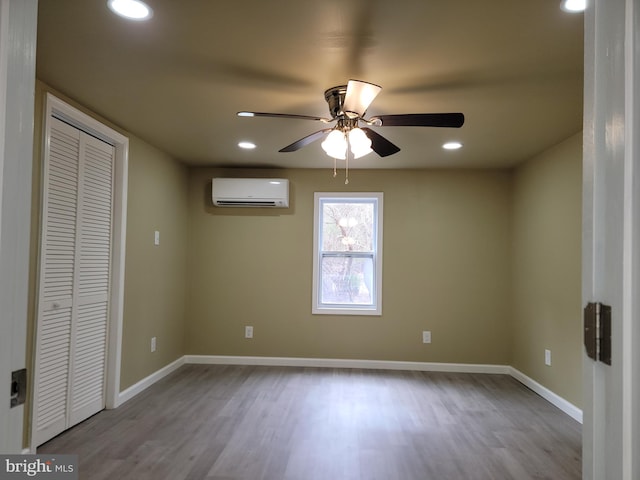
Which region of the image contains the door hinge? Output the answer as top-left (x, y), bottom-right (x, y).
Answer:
top-left (584, 302), bottom-right (612, 365)
top-left (10, 368), bottom-right (27, 408)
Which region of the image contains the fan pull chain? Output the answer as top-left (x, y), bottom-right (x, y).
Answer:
top-left (345, 152), bottom-right (350, 185)
top-left (333, 157), bottom-right (337, 178)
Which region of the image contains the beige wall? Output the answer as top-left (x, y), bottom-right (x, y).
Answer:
top-left (186, 168), bottom-right (512, 364)
top-left (30, 81), bottom-right (189, 396)
top-left (511, 133), bottom-right (582, 407)
top-left (120, 138), bottom-right (188, 390)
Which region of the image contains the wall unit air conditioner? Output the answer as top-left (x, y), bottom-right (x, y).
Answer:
top-left (211, 178), bottom-right (289, 207)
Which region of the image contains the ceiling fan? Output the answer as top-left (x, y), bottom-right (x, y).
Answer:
top-left (237, 79), bottom-right (464, 159)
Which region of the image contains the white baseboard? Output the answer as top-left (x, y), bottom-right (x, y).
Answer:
top-left (116, 356), bottom-right (185, 407)
top-left (509, 367), bottom-right (583, 423)
top-left (115, 355), bottom-right (581, 424)
top-left (185, 354), bottom-right (511, 374)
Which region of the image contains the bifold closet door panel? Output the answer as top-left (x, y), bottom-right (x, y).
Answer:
top-left (34, 117), bottom-right (80, 445)
top-left (69, 133), bottom-right (114, 426)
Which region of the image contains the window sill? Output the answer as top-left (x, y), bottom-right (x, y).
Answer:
top-left (312, 307), bottom-right (382, 316)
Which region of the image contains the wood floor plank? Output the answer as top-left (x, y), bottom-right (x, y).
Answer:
top-left (38, 365), bottom-right (581, 480)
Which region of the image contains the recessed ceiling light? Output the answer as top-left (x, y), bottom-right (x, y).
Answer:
top-left (238, 141), bottom-right (256, 149)
top-left (107, 0), bottom-right (153, 21)
top-left (237, 112), bottom-right (255, 117)
top-left (443, 142), bottom-right (463, 150)
top-left (560, 0), bottom-right (586, 12)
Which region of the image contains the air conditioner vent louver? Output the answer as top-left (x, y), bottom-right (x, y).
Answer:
top-left (216, 200), bottom-right (279, 207)
top-left (211, 178), bottom-right (289, 208)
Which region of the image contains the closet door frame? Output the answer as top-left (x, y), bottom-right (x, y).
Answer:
top-left (31, 93), bottom-right (128, 450)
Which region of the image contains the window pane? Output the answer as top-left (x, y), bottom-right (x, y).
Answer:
top-left (320, 256), bottom-right (374, 305)
top-left (313, 192), bottom-right (382, 316)
top-left (321, 202), bottom-right (374, 252)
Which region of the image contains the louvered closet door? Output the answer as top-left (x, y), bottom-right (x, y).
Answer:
top-left (35, 118), bottom-right (79, 445)
top-left (34, 117), bottom-right (115, 446)
top-left (68, 124), bottom-right (114, 426)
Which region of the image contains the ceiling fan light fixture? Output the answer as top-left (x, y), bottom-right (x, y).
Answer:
top-left (321, 129), bottom-right (347, 160)
top-left (348, 127), bottom-right (373, 158)
top-left (107, 0), bottom-right (153, 20)
top-left (238, 80), bottom-right (464, 165)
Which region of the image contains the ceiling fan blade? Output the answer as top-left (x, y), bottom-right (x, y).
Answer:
top-left (279, 128), bottom-right (333, 152)
top-left (361, 128), bottom-right (401, 157)
top-left (342, 80), bottom-right (382, 118)
top-left (372, 113), bottom-right (465, 128)
top-left (237, 111), bottom-right (332, 123)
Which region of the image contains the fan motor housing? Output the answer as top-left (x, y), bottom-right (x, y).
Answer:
top-left (324, 85), bottom-right (347, 119)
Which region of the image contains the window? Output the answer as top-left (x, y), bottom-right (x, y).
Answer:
top-left (312, 192), bottom-right (383, 315)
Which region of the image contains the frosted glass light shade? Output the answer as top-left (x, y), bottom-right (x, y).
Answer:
top-left (321, 130), bottom-right (347, 159)
top-left (348, 128), bottom-right (373, 159)
top-left (343, 80), bottom-right (382, 118)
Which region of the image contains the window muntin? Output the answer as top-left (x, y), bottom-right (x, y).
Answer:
top-left (313, 193), bottom-right (382, 315)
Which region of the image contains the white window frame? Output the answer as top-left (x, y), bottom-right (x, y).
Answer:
top-left (312, 192), bottom-right (383, 316)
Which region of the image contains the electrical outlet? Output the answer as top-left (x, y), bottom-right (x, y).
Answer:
top-left (422, 331), bottom-right (431, 344)
top-left (545, 349), bottom-right (551, 366)
top-left (245, 326), bottom-right (253, 339)
top-left (151, 336), bottom-right (157, 352)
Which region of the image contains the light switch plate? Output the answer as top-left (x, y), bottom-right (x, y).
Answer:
top-left (154, 230), bottom-right (160, 246)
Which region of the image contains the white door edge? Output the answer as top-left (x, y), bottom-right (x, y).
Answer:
top-left (0, 0), bottom-right (37, 454)
top-left (583, 0), bottom-right (640, 478)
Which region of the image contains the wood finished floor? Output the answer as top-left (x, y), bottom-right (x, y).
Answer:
top-left (38, 364), bottom-right (581, 480)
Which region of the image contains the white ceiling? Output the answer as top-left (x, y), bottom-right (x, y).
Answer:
top-left (36, 0), bottom-right (584, 169)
